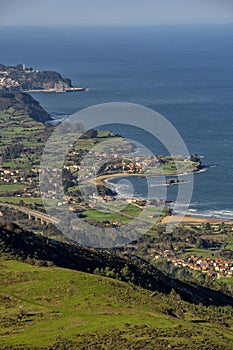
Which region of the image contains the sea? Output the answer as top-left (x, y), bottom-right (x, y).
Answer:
top-left (1, 25), bottom-right (233, 219)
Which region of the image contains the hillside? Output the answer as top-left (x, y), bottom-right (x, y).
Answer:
top-left (0, 91), bottom-right (51, 123)
top-left (1, 221), bottom-right (233, 308)
top-left (1, 255), bottom-right (233, 349)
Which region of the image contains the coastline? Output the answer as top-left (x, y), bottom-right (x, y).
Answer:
top-left (94, 172), bottom-right (147, 187)
top-left (86, 173), bottom-right (233, 225)
top-left (92, 167), bottom-right (203, 188)
top-left (93, 171), bottom-right (194, 187)
top-left (23, 87), bottom-right (87, 93)
top-left (161, 215), bottom-right (233, 225)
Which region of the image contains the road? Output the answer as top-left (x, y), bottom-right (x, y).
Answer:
top-left (0, 202), bottom-right (60, 225)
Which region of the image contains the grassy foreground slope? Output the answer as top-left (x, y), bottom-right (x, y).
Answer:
top-left (1, 259), bottom-right (233, 350)
top-left (1, 222), bottom-right (233, 307)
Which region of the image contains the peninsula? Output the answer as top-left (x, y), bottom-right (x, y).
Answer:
top-left (0, 63), bottom-right (86, 93)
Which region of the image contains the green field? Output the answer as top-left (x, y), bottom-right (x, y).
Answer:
top-left (84, 203), bottom-right (143, 224)
top-left (226, 241), bottom-right (233, 250)
top-left (181, 248), bottom-right (216, 259)
top-left (217, 278), bottom-right (233, 285)
top-left (85, 208), bottom-right (131, 224)
top-left (0, 197), bottom-right (42, 205)
top-left (1, 161), bottom-right (18, 169)
top-left (0, 184), bottom-right (28, 192)
top-left (1, 259), bottom-right (233, 349)
top-left (0, 110), bottom-right (47, 175)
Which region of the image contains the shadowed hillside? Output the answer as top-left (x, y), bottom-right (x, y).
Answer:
top-left (0, 91), bottom-right (51, 123)
top-left (1, 221), bottom-right (233, 307)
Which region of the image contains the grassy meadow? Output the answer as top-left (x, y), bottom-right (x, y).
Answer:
top-left (1, 258), bottom-right (233, 349)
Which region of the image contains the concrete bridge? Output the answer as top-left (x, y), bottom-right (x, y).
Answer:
top-left (0, 202), bottom-right (60, 226)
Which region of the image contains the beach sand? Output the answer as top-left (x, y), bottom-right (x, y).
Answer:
top-left (161, 215), bottom-right (233, 225)
top-left (88, 172), bottom-right (146, 187)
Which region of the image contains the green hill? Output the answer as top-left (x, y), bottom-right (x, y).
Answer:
top-left (1, 222), bottom-right (233, 349)
top-left (0, 93), bottom-right (52, 172)
top-left (0, 91), bottom-right (51, 123)
top-left (1, 258), bottom-right (233, 349)
top-left (1, 221), bottom-right (233, 308)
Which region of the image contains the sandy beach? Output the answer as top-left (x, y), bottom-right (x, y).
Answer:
top-left (94, 172), bottom-right (146, 186)
top-left (161, 215), bottom-right (233, 225)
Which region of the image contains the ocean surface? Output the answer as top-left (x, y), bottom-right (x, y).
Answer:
top-left (1, 25), bottom-right (233, 219)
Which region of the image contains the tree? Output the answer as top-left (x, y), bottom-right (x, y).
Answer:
top-left (120, 265), bottom-right (131, 281)
top-left (104, 267), bottom-right (116, 278)
top-left (3, 144), bottom-right (24, 160)
top-left (197, 238), bottom-right (208, 249)
top-left (19, 199), bottom-right (24, 207)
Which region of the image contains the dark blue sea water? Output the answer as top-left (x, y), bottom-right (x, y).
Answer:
top-left (1, 25), bottom-right (233, 218)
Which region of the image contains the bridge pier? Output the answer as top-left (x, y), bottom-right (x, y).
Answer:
top-left (27, 213), bottom-right (47, 225)
top-left (0, 202), bottom-right (60, 226)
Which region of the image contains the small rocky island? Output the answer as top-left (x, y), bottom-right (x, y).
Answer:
top-left (0, 63), bottom-right (86, 93)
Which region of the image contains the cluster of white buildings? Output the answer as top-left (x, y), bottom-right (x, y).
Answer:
top-left (0, 77), bottom-right (20, 91)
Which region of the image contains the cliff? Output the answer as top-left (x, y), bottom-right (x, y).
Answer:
top-left (0, 63), bottom-right (72, 92)
top-left (0, 91), bottom-right (51, 123)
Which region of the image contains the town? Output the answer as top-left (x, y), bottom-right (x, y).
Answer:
top-left (0, 63), bottom-right (86, 92)
top-left (153, 250), bottom-right (233, 279)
